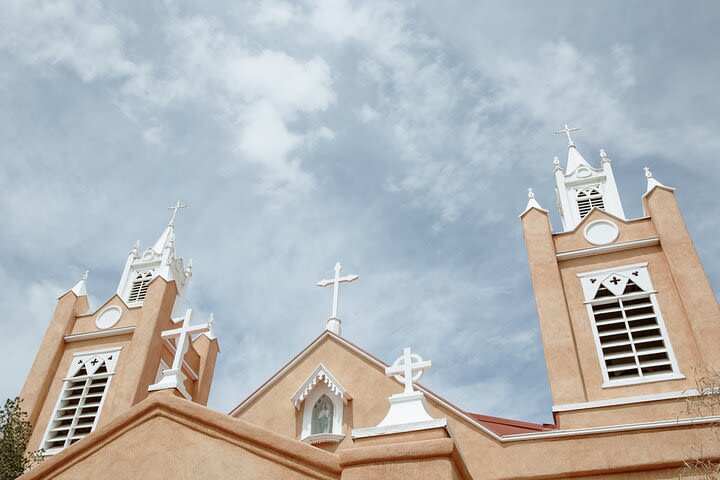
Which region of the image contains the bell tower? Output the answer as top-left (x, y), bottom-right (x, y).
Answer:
top-left (553, 124), bottom-right (625, 231)
top-left (521, 127), bottom-right (719, 429)
top-left (18, 205), bottom-right (220, 456)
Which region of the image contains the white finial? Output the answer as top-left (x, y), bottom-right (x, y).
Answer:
top-left (316, 262), bottom-right (359, 336)
top-left (520, 186), bottom-right (546, 217)
top-left (167, 201), bottom-right (187, 227)
top-left (185, 258), bottom-right (193, 276)
top-left (553, 156), bottom-right (562, 172)
top-left (643, 165), bottom-right (672, 194)
top-left (555, 123), bottom-right (580, 146)
top-left (148, 308), bottom-right (209, 399)
top-left (205, 313), bottom-right (217, 340)
top-left (130, 240), bottom-right (140, 258)
top-left (71, 270), bottom-right (88, 297)
top-left (385, 347), bottom-right (432, 395)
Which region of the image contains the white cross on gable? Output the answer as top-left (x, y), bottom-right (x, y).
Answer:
top-left (148, 308), bottom-right (208, 399)
top-left (385, 347), bottom-right (432, 395)
top-left (316, 262), bottom-right (358, 320)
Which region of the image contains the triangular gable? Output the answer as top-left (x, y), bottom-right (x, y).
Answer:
top-left (228, 331), bottom-right (547, 442)
top-left (20, 390), bottom-right (340, 480)
top-left (552, 206), bottom-right (637, 240)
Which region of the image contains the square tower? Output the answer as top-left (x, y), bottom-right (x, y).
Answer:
top-left (521, 131), bottom-right (719, 430)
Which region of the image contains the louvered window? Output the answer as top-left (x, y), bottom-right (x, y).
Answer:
top-left (580, 264), bottom-right (681, 387)
top-left (127, 270), bottom-right (153, 303)
top-left (577, 187), bottom-right (604, 218)
top-left (41, 349), bottom-right (119, 454)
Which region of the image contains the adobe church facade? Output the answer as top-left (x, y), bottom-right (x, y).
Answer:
top-left (16, 130), bottom-right (720, 479)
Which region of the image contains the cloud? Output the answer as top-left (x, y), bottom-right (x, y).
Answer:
top-left (0, 266), bottom-right (64, 401)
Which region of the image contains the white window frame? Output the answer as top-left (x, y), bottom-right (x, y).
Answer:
top-left (126, 268), bottom-right (156, 305)
top-left (577, 263), bottom-right (684, 388)
top-left (575, 184), bottom-right (605, 220)
top-left (40, 347), bottom-right (122, 455)
top-left (290, 364), bottom-right (348, 444)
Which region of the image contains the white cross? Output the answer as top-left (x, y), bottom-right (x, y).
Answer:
top-left (163, 309), bottom-right (208, 372)
top-left (167, 201), bottom-right (187, 226)
top-left (555, 123), bottom-right (580, 145)
top-left (385, 347), bottom-right (432, 395)
top-left (148, 308), bottom-right (208, 399)
top-left (316, 262), bottom-right (358, 319)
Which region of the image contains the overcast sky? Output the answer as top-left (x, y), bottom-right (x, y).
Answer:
top-left (2, 1), bottom-right (718, 424)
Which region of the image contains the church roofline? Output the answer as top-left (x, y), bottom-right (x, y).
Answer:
top-left (228, 331), bottom-right (555, 440)
top-left (21, 390), bottom-right (341, 480)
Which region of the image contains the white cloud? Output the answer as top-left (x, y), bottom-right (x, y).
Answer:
top-left (0, 266), bottom-right (65, 402)
top-left (357, 104), bottom-right (378, 123)
top-left (251, 1), bottom-right (298, 28)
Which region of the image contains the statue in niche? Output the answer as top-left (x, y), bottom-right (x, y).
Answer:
top-left (311, 395), bottom-right (334, 434)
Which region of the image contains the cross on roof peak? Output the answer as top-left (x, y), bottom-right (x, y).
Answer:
top-left (167, 201), bottom-right (188, 226)
top-left (555, 123), bottom-right (580, 146)
top-left (316, 262), bottom-right (358, 335)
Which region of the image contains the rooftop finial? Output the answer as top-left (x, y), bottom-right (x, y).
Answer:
top-left (205, 313), bottom-right (217, 340)
top-left (600, 148), bottom-right (608, 161)
top-left (168, 201), bottom-right (187, 227)
top-left (528, 187), bottom-right (535, 199)
top-left (555, 123), bottom-right (580, 146)
top-left (644, 166), bottom-right (653, 179)
top-left (71, 270), bottom-right (89, 297)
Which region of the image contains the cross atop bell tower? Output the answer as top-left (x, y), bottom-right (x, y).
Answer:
top-left (552, 125), bottom-right (625, 231)
top-left (116, 202), bottom-right (192, 310)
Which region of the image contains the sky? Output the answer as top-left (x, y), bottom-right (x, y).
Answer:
top-left (1, 0), bottom-right (718, 424)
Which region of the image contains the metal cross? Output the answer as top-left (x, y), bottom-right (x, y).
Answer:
top-left (167, 201), bottom-right (188, 226)
top-left (555, 124), bottom-right (580, 145)
top-left (316, 262), bottom-right (358, 319)
top-left (385, 347), bottom-right (432, 395)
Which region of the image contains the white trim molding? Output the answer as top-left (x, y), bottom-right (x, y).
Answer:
top-left (353, 418), bottom-right (448, 439)
top-left (301, 433), bottom-right (345, 445)
top-left (553, 389), bottom-right (704, 413)
top-left (291, 364), bottom-right (349, 410)
top-left (64, 326), bottom-right (135, 343)
top-left (557, 238), bottom-right (659, 261)
top-left (503, 416), bottom-right (720, 442)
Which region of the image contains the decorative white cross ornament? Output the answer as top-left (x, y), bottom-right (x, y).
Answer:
top-left (316, 262), bottom-right (358, 335)
top-left (167, 201), bottom-right (187, 226)
top-left (148, 308), bottom-right (209, 399)
top-left (385, 347), bottom-right (432, 395)
top-left (555, 123), bottom-right (580, 145)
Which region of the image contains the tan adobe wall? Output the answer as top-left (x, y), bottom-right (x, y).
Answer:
top-left (553, 213), bottom-right (657, 253)
top-left (557, 244), bottom-right (703, 403)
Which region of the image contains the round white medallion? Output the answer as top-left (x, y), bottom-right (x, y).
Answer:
top-left (96, 306), bottom-right (122, 330)
top-left (576, 167), bottom-right (591, 178)
top-left (583, 220), bottom-right (619, 245)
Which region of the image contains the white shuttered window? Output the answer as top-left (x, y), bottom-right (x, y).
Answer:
top-left (41, 348), bottom-right (120, 454)
top-left (578, 264), bottom-right (682, 387)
